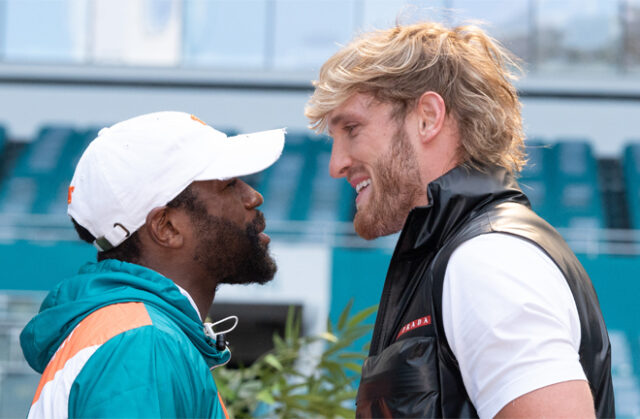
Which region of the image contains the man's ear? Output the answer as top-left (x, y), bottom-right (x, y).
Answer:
top-left (415, 91), bottom-right (447, 144)
top-left (145, 207), bottom-right (185, 249)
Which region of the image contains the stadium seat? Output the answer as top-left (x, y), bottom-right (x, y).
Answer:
top-left (519, 138), bottom-right (552, 220)
top-left (0, 125), bottom-right (7, 185)
top-left (288, 134), bottom-right (319, 221)
top-left (0, 125), bottom-right (6, 157)
top-left (302, 137), bottom-right (352, 223)
top-left (622, 142), bottom-right (640, 229)
top-left (258, 131), bottom-right (308, 222)
top-left (47, 128), bottom-right (99, 215)
top-left (290, 133), bottom-right (355, 224)
top-left (0, 126), bottom-right (95, 215)
top-left (254, 131), bottom-right (356, 237)
top-left (546, 140), bottom-right (604, 229)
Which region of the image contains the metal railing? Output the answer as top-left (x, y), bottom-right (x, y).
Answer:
top-left (2, 212), bottom-right (640, 256)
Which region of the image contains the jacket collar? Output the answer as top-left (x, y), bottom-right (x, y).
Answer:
top-left (395, 164), bottom-right (528, 256)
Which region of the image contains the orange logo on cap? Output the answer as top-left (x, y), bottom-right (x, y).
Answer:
top-left (67, 186), bottom-right (75, 204)
top-left (191, 115), bottom-right (207, 126)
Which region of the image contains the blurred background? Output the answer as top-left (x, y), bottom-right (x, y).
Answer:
top-left (0, 0), bottom-right (639, 417)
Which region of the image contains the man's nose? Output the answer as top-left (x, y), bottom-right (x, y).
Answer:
top-left (245, 184), bottom-right (264, 209)
top-left (237, 179), bottom-right (264, 208)
top-left (328, 139), bottom-right (351, 179)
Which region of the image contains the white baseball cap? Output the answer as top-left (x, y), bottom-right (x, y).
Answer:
top-left (68, 111), bottom-right (286, 252)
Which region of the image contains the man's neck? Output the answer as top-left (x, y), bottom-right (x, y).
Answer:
top-left (171, 276), bottom-right (216, 321)
top-left (139, 256), bottom-right (217, 321)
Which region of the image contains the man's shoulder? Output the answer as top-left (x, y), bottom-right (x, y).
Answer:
top-left (442, 233), bottom-right (585, 419)
top-left (73, 304), bottom-right (212, 396)
top-left (67, 309), bottom-right (216, 419)
top-left (30, 301), bottom-right (213, 418)
top-left (448, 232), bottom-right (553, 270)
top-left (444, 232), bottom-right (572, 309)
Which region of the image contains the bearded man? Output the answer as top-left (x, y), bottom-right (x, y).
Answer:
top-left (20, 111), bottom-right (285, 418)
top-left (306, 22), bottom-right (615, 418)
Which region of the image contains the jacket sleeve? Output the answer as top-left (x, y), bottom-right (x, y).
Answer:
top-left (67, 325), bottom-right (226, 418)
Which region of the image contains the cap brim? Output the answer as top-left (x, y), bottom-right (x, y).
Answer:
top-left (194, 128), bottom-right (286, 181)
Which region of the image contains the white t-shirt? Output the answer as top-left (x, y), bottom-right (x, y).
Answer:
top-left (442, 233), bottom-right (587, 419)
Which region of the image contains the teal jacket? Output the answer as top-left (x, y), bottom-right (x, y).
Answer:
top-left (20, 259), bottom-right (231, 418)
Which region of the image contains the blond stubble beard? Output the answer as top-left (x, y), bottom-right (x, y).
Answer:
top-left (353, 124), bottom-right (424, 240)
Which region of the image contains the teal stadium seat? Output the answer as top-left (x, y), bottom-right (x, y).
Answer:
top-left (519, 139), bottom-right (552, 220)
top-left (622, 142), bottom-right (640, 229)
top-left (547, 140), bottom-right (604, 229)
top-left (258, 131), bottom-right (307, 223)
top-left (256, 131), bottom-right (355, 236)
top-left (300, 136), bottom-right (354, 223)
top-left (0, 125), bottom-right (7, 184)
top-left (0, 126), bottom-right (97, 215)
top-left (289, 133), bottom-right (318, 222)
top-left (0, 125), bottom-right (6, 157)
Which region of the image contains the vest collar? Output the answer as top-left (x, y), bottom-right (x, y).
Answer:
top-left (396, 165), bottom-right (528, 255)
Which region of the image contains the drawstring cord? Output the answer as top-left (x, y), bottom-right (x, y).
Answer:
top-left (203, 315), bottom-right (239, 351)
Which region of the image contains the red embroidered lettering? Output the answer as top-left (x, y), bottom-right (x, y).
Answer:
top-left (396, 315), bottom-right (432, 339)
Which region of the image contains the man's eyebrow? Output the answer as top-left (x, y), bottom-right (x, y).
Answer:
top-left (328, 114), bottom-right (345, 136)
top-left (328, 112), bottom-right (360, 135)
top-left (329, 114), bottom-right (344, 126)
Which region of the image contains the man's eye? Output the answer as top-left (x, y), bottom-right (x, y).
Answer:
top-left (345, 124), bottom-right (358, 136)
top-left (226, 180), bottom-right (237, 189)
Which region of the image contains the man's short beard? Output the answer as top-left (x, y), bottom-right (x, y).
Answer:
top-left (192, 211), bottom-right (277, 286)
top-left (354, 123), bottom-right (424, 240)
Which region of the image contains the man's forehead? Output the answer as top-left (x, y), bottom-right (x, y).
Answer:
top-left (191, 178), bottom-right (228, 192)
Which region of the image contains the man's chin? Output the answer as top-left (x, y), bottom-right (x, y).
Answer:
top-left (354, 222), bottom-right (379, 241)
top-left (354, 212), bottom-right (385, 240)
top-left (217, 249), bottom-right (278, 286)
top-left (222, 270), bottom-right (276, 286)
top-left (354, 209), bottom-right (403, 240)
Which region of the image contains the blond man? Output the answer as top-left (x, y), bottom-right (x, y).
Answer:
top-left (306, 22), bottom-right (614, 418)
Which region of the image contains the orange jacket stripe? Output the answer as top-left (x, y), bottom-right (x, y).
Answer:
top-left (217, 392), bottom-right (230, 419)
top-left (31, 302), bottom-right (152, 405)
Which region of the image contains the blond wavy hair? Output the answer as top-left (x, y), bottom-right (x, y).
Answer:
top-left (305, 22), bottom-right (526, 174)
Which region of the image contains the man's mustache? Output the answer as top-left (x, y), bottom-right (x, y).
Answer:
top-left (248, 211), bottom-right (266, 234)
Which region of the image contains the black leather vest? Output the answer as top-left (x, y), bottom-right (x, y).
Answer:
top-left (356, 166), bottom-right (615, 418)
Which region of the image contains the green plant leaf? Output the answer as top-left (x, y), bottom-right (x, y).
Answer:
top-left (289, 393), bottom-right (326, 403)
top-left (322, 360), bottom-right (348, 383)
top-left (211, 299), bottom-right (374, 419)
top-left (326, 317), bottom-right (334, 335)
top-left (272, 333), bottom-right (286, 350)
top-left (343, 362), bottom-right (363, 374)
top-left (346, 304), bottom-right (378, 328)
top-left (340, 324), bottom-right (376, 341)
top-left (336, 351), bottom-right (367, 361)
top-left (323, 335), bottom-right (363, 358)
top-left (319, 331), bottom-right (338, 342)
top-left (284, 305), bottom-right (299, 344)
top-left (264, 354), bottom-right (284, 371)
top-left (336, 299), bottom-right (354, 331)
top-left (256, 389), bottom-right (276, 405)
top-left (332, 389), bottom-right (358, 402)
